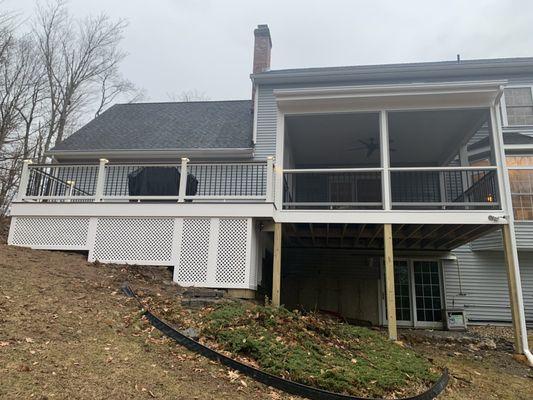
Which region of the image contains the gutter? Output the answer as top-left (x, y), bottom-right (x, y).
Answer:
top-left (46, 147), bottom-right (255, 160)
top-left (251, 58), bottom-right (533, 85)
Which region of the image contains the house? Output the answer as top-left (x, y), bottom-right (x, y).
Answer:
top-left (7, 25), bottom-right (533, 363)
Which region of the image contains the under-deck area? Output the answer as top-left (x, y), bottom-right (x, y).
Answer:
top-left (264, 222), bottom-right (501, 329)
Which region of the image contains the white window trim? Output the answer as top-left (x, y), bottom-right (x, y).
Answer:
top-left (501, 85), bottom-right (533, 128)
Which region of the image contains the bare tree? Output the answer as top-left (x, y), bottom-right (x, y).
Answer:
top-left (94, 67), bottom-right (145, 117)
top-left (166, 89), bottom-right (210, 102)
top-left (34, 0), bottom-right (128, 156)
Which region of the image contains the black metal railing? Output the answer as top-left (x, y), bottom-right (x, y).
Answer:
top-left (25, 165), bottom-right (98, 201)
top-left (390, 168), bottom-right (499, 210)
top-left (282, 169), bottom-right (383, 209)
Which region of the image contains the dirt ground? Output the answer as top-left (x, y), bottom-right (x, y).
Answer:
top-left (0, 240), bottom-right (532, 399)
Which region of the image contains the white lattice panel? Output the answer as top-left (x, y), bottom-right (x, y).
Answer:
top-left (174, 217), bottom-right (256, 289)
top-left (215, 219), bottom-right (248, 285)
top-left (9, 216), bottom-right (90, 249)
top-left (175, 218), bottom-right (212, 283)
top-left (91, 217), bottom-right (175, 264)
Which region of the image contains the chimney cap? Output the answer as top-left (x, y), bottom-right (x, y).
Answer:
top-left (254, 24), bottom-right (272, 46)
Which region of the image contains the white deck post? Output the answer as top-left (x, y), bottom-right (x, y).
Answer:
top-left (17, 160), bottom-right (33, 201)
top-left (178, 157), bottom-right (189, 203)
top-left (380, 111), bottom-right (392, 210)
top-left (491, 103), bottom-right (532, 363)
top-left (67, 180), bottom-right (75, 201)
top-left (95, 158), bottom-right (108, 202)
top-left (266, 156), bottom-right (274, 203)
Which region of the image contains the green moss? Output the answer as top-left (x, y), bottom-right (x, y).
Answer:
top-left (201, 302), bottom-right (439, 398)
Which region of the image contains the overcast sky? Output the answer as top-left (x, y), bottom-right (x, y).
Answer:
top-left (6, 0), bottom-right (533, 102)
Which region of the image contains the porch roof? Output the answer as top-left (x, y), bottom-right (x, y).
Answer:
top-left (252, 57), bottom-right (533, 85)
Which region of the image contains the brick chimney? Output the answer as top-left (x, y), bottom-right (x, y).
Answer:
top-left (252, 24), bottom-right (272, 100)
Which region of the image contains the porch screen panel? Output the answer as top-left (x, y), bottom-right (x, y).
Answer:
top-left (413, 261), bottom-right (442, 322)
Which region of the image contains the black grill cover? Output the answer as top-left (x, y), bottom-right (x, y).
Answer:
top-left (127, 167), bottom-right (198, 197)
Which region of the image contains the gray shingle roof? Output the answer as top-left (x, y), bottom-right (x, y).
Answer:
top-left (51, 100), bottom-right (253, 153)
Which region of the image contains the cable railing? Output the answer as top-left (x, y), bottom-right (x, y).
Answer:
top-left (17, 158), bottom-right (274, 203)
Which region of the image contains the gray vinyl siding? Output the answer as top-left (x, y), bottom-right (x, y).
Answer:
top-left (471, 222), bottom-right (533, 251)
top-left (444, 246), bottom-right (533, 325)
top-left (254, 85), bottom-right (278, 159)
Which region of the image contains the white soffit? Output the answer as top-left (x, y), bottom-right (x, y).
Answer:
top-left (273, 80), bottom-right (507, 113)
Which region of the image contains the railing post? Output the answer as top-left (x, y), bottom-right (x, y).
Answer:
top-left (266, 156), bottom-right (274, 203)
top-left (178, 157), bottom-right (189, 203)
top-left (95, 158), bottom-right (108, 202)
top-left (66, 180), bottom-right (75, 202)
top-left (17, 160), bottom-right (33, 201)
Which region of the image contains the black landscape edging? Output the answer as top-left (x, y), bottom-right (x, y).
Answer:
top-left (122, 284), bottom-right (448, 400)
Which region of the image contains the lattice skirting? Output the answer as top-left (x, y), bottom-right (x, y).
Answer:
top-left (8, 216), bottom-right (258, 290)
top-left (8, 216), bottom-right (91, 249)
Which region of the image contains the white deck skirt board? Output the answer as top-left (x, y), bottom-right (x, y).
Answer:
top-left (10, 202), bottom-right (275, 218)
top-left (273, 210), bottom-right (507, 225)
top-left (273, 81), bottom-right (506, 114)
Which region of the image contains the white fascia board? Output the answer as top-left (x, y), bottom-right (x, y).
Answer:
top-left (273, 80), bottom-right (507, 100)
top-left (10, 202), bottom-right (275, 218)
top-left (273, 210), bottom-right (508, 225)
top-left (47, 148), bottom-right (254, 160)
top-left (272, 81), bottom-right (506, 114)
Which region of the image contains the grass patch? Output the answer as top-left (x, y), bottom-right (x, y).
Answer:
top-left (201, 302), bottom-right (439, 398)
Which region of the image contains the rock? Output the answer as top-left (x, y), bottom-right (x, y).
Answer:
top-left (179, 327), bottom-right (199, 341)
top-left (479, 338), bottom-right (497, 350)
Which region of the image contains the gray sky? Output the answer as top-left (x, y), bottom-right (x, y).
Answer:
top-left (6, 0), bottom-right (533, 102)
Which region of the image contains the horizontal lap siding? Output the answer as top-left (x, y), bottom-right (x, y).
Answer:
top-left (254, 86), bottom-right (277, 160)
top-left (444, 246), bottom-right (533, 325)
top-left (471, 222), bottom-right (533, 251)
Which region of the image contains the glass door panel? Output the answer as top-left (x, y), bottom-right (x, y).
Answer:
top-left (413, 261), bottom-right (442, 322)
top-left (394, 260), bottom-right (411, 322)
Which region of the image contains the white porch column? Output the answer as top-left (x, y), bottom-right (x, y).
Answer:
top-left (491, 104), bottom-right (532, 363)
top-left (274, 111), bottom-right (285, 210)
top-left (17, 160), bottom-right (33, 201)
top-left (379, 111), bottom-right (392, 210)
top-left (94, 158), bottom-right (108, 202)
top-left (178, 157), bottom-right (189, 203)
top-left (265, 156), bottom-right (274, 203)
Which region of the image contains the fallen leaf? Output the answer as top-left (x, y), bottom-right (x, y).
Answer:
top-left (25, 338), bottom-right (34, 343)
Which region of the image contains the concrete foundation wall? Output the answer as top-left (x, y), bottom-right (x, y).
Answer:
top-left (280, 248), bottom-right (380, 325)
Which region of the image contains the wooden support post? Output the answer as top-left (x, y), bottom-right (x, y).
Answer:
top-left (384, 223), bottom-right (397, 341)
top-left (272, 222), bottom-right (282, 307)
top-left (502, 224), bottom-right (526, 354)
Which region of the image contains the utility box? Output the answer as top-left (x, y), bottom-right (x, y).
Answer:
top-left (445, 309), bottom-right (467, 331)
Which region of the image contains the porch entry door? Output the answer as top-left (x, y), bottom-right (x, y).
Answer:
top-left (382, 259), bottom-right (443, 327)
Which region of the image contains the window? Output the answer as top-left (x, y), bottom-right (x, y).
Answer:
top-left (504, 88), bottom-right (533, 126)
top-left (507, 156), bottom-right (533, 220)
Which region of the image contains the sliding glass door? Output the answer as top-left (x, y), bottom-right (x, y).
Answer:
top-left (382, 259), bottom-right (443, 328)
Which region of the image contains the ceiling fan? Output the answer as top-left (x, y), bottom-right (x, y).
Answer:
top-left (347, 138), bottom-right (396, 158)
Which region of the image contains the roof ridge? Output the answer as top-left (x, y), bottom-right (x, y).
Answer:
top-left (116, 99), bottom-right (252, 106)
